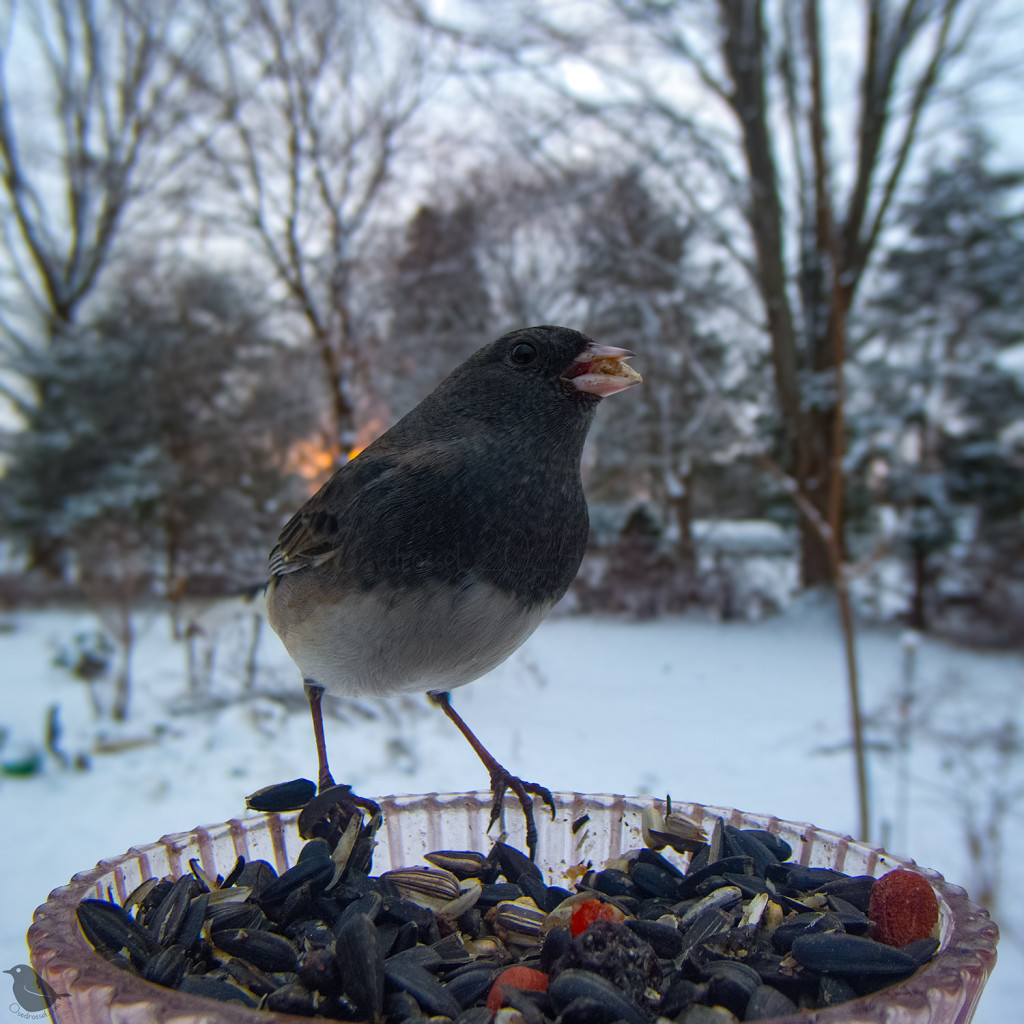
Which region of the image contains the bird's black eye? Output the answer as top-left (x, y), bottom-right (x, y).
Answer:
top-left (510, 342), bottom-right (537, 365)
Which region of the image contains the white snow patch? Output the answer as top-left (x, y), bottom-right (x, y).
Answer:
top-left (1, 604), bottom-right (1021, 1021)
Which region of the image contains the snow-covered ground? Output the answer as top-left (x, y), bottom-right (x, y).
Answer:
top-left (1, 600), bottom-right (1021, 1022)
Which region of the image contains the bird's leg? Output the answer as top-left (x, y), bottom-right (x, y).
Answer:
top-left (429, 690), bottom-right (556, 859)
top-left (304, 680), bottom-right (336, 793)
top-left (299, 680), bottom-right (380, 843)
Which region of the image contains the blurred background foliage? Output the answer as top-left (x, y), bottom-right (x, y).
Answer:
top-left (0, 0), bottom-right (1020, 647)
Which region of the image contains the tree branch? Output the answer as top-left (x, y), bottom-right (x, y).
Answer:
top-left (0, 375), bottom-right (35, 418)
top-left (718, 0), bottom-right (804, 455)
top-left (856, 0), bottom-right (961, 283)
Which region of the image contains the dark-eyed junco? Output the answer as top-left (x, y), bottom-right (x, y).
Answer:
top-left (266, 325), bottom-right (641, 853)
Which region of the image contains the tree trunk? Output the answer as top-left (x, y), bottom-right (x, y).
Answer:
top-left (719, 0), bottom-right (821, 581)
top-left (243, 612), bottom-right (263, 693)
top-left (672, 462), bottom-right (695, 567)
top-left (317, 324), bottom-right (358, 457)
top-left (801, 407), bottom-right (839, 586)
top-left (27, 532), bottom-right (68, 579)
top-left (165, 518), bottom-right (185, 640)
top-left (909, 540), bottom-right (929, 631)
top-left (111, 608), bottom-right (134, 722)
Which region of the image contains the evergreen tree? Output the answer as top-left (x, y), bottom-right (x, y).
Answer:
top-left (386, 203), bottom-right (493, 419)
top-left (859, 131), bottom-right (1024, 637)
top-left (1, 267), bottom-right (315, 596)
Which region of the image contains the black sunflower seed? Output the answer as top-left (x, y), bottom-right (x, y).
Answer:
top-left (384, 959), bottom-right (461, 1019)
top-left (246, 778), bottom-right (317, 813)
top-left (386, 990), bottom-right (426, 1023)
top-left (77, 899), bottom-right (157, 963)
top-left (630, 861), bottom-right (683, 899)
top-left (454, 1006), bottom-right (494, 1024)
top-left (297, 945), bottom-right (342, 995)
top-left (790, 932), bottom-right (919, 975)
top-left (548, 969), bottom-right (649, 1024)
top-left (635, 847), bottom-right (685, 879)
top-left (234, 859), bottom-right (278, 900)
top-left (815, 874), bottom-right (876, 913)
top-left (443, 965), bottom-right (502, 1008)
top-left (477, 882), bottom-right (523, 907)
top-left (624, 917), bottom-right (684, 958)
top-left (540, 924), bottom-right (573, 972)
top-left (177, 892), bottom-right (209, 950)
top-left (265, 981), bottom-right (315, 1016)
top-left (79, 801), bottom-right (944, 1023)
top-left (143, 945), bottom-right (187, 988)
top-left (335, 912), bottom-right (384, 1019)
top-left (677, 856), bottom-right (753, 900)
top-left (213, 928), bottom-right (299, 973)
top-left (658, 977), bottom-right (703, 1017)
top-left (151, 875), bottom-right (196, 946)
top-left (766, 864), bottom-right (847, 890)
top-left (745, 983), bottom-right (798, 1020)
top-left (222, 957), bottom-right (279, 997)
top-left (701, 960), bottom-right (761, 1017)
top-left (261, 857), bottom-right (334, 907)
top-left (178, 974), bottom-right (257, 1007)
top-left (722, 826), bottom-right (778, 876)
top-left (221, 857), bottom-right (246, 889)
top-left (207, 900), bottom-right (266, 932)
top-left (741, 830), bottom-right (792, 862)
top-left (491, 842), bottom-right (542, 887)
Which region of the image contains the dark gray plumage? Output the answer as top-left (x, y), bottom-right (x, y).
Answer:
top-left (265, 325), bottom-right (641, 853)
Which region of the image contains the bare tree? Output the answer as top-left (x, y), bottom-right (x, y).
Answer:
top-left (656, 0), bottom-right (1016, 841)
top-left (409, 0), bottom-right (1019, 842)
top-left (199, 0), bottom-right (449, 455)
top-left (0, 0), bottom-right (212, 571)
top-left (385, 201), bottom-right (493, 420)
top-left (469, 170), bottom-right (590, 329)
top-left (572, 169), bottom-right (755, 537)
top-left (710, 0), bottom-right (987, 586)
top-left (412, 0), bottom-right (1018, 586)
top-left (0, 0), bottom-right (208, 342)
top-left (77, 521), bottom-right (149, 722)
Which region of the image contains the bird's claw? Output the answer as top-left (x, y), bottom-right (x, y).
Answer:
top-left (486, 770), bottom-right (556, 860)
top-left (298, 784), bottom-right (381, 842)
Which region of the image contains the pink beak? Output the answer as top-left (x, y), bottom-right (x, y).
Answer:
top-left (563, 343), bottom-right (643, 397)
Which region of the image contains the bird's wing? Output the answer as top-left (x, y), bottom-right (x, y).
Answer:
top-left (268, 439), bottom-right (466, 579)
top-left (268, 467), bottom-right (356, 578)
top-left (268, 529), bottom-right (335, 577)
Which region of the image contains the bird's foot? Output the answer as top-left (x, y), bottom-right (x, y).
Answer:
top-left (427, 690), bottom-right (555, 858)
top-left (298, 783), bottom-right (382, 844)
top-left (486, 769), bottom-right (556, 861)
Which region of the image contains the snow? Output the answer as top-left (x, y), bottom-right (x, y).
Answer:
top-left (691, 519), bottom-right (795, 555)
top-left (1, 601), bottom-right (1022, 1022)
top-left (996, 342), bottom-right (1024, 381)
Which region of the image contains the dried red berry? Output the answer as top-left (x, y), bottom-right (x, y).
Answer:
top-left (486, 966), bottom-right (549, 1011)
top-left (569, 898), bottom-right (623, 937)
top-left (869, 868), bottom-right (939, 947)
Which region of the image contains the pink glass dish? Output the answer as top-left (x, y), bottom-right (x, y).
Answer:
top-left (29, 792), bottom-right (998, 1024)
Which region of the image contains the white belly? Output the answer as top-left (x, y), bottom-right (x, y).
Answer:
top-left (269, 580), bottom-right (551, 699)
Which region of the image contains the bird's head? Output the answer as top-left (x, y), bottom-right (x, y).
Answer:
top-left (425, 326), bottom-right (641, 435)
top-left (487, 325), bottom-right (641, 399)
